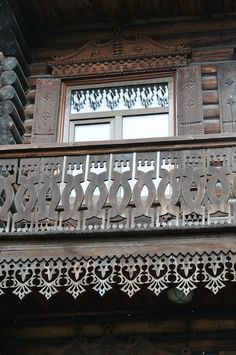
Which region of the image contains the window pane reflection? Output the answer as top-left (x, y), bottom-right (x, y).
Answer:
top-left (74, 122), bottom-right (110, 142)
top-left (122, 114), bottom-right (169, 139)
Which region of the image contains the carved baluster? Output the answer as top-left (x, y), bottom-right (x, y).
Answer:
top-left (83, 155), bottom-right (109, 229)
top-left (132, 152), bottom-right (157, 227)
top-left (14, 159), bottom-right (40, 231)
top-left (0, 159), bottom-right (17, 232)
top-left (157, 152), bottom-right (182, 226)
top-left (206, 148), bottom-right (231, 223)
top-left (108, 154), bottom-right (133, 229)
top-left (36, 157), bottom-right (63, 230)
top-left (61, 156), bottom-right (86, 229)
top-left (181, 150), bottom-right (206, 226)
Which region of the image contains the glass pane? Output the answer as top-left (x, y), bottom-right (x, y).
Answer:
top-left (122, 114), bottom-right (169, 139)
top-left (71, 83), bottom-right (168, 114)
top-left (74, 122), bottom-right (110, 142)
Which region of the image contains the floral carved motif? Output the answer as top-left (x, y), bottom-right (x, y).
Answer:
top-left (0, 251), bottom-right (234, 300)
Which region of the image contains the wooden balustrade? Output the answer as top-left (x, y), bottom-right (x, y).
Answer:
top-left (0, 134), bottom-right (236, 234)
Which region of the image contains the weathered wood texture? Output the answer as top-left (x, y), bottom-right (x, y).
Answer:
top-left (177, 66), bottom-right (204, 135)
top-left (24, 46), bottom-right (236, 143)
top-left (15, 0), bottom-right (236, 37)
top-left (32, 78), bottom-right (61, 143)
top-left (218, 63), bottom-right (236, 133)
top-left (0, 56), bottom-right (29, 144)
top-left (4, 314), bottom-right (236, 354)
top-left (0, 135), bottom-right (235, 234)
top-left (201, 65), bottom-right (220, 134)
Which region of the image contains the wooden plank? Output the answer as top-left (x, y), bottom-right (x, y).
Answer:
top-left (0, 133), bottom-right (236, 158)
top-left (192, 47), bottom-right (234, 62)
top-left (177, 65), bottom-right (204, 135)
top-left (0, 230), bottom-right (236, 258)
top-left (201, 65), bottom-right (217, 75)
top-left (202, 77), bottom-right (218, 90)
top-left (204, 120), bottom-right (221, 134)
top-left (218, 62), bottom-right (236, 132)
top-left (202, 90), bottom-right (219, 105)
top-left (203, 104), bottom-right (220, 118)
top-left (32, 78), bottom-right (61, 143)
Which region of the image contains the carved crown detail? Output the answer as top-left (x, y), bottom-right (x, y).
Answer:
top-left (49, 35), bottom-right (191, 79)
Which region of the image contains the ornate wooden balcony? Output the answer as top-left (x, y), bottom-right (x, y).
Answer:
top-left (0, 134), bottom-right (236, 235)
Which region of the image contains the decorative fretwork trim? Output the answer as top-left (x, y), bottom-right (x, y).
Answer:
top-left (48, 36), bottom-right (190, 79)
top-left (0, 251), bottom-right (235, 300)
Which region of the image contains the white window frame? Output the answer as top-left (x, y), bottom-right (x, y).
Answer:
top-left (62, 77), bottom-right (174, 142)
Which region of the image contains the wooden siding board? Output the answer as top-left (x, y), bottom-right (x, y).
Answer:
top-left (218, 62), bottom-right (236, 132)
top-left (177, 65), bottom-right (204, 135)
top-left (32, 78), bottom-right (61, 143)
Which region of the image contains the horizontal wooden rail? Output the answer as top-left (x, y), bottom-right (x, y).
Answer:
top-left (0, 133), bottom-right (236, 158)
top-left (0, 135), bottom-right (235, 234)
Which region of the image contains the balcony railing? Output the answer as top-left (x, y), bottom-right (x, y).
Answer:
top-left (0, 134), bottom-right (236, 234)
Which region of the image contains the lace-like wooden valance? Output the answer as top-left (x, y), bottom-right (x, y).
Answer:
top-left (0, 251), bottom-right (234, 300)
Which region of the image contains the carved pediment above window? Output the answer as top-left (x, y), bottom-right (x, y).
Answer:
top-left (48, 35), bottom-right (191, 79)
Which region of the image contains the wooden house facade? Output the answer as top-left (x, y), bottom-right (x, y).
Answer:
top-left (1, 0), bottom-right (236, 353)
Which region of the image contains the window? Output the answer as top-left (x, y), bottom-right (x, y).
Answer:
top-left (62, 78), bottom-right (174, 142)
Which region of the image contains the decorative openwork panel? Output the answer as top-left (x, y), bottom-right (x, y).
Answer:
top-left (0, 145), bottom-right (236, 233)
top-left (0, 251), bottom-right (235, 300)
top-left (71, 84), bottom-right (168, 113)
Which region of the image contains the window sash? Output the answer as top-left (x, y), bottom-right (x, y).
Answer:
top-left (63, 77), bottom-right (174, 142)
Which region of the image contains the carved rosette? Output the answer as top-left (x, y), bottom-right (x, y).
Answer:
top-left (0, 251), bottom-right (234, 300)
top-left (48, 36), bottom-right (191, 79)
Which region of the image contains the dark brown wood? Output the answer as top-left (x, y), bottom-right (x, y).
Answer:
top-left (218, 62), bottom-right (236, 132)
top-left (192, 47), bottom-right (234, 63)
top-left (49, 35), bottom-right (190, 79)
top-left (32, 78), bottom-right (61, 143)
top-left (177, 65), bottom-right (204, 135)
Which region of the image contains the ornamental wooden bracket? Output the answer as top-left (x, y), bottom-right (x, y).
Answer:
top-left (48, 35), bottom-right (191, 79)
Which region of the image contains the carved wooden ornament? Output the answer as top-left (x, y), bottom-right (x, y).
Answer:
top-left (32, 78), bottom-right (61, 143)
top-left (0, 251), bottom-right (235, 300)
top-left (49, 35), bottom-right (191, 79)
top-left (218, 62), bottom-right (236, 132)
top-left (177, 65), bottom-right (204, 135)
